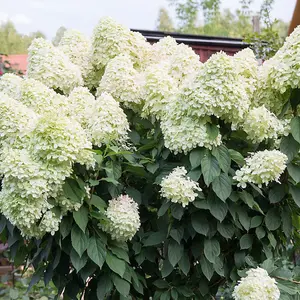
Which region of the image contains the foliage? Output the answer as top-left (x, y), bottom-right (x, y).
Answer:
top-left (0, 16), bottom-right (300, 300)
top-left (52, 26), bottom-right (67, 47)
top-left (156, 8), bottom-right (175, 31)
top-left (0, 21), bottom-right (45, 55)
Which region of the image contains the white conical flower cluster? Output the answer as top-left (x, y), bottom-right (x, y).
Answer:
top-left (102, 195), bottom-right (141, 242)
top-left (233, 267), bottom-right (280, 300)
top-left (234, 150), bottom-right (288, 188)
top-left (160, 167), bottom-right (202, 207)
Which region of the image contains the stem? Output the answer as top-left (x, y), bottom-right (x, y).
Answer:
top-left (274, 276), bottom-right (300, 284)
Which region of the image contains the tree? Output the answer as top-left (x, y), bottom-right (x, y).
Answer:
top-left (0, 21), bottom-right (46, 55)
top-left (156, 7), bottom-right (175, 31)
top-left (52, 26), bottom-right (67, 46)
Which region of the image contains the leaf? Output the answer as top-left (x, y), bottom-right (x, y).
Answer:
top-left (212, 173), bottom-right (232, 201)
top-left (291, 116), bottom-right (300, 143)
top-left (87, 236), bottom-right (106, 268)
top-left (73, 206), bottom-right (88, 233)
top-left (178, 253), bottom-right (190, 275)
top-left (189, 148), bottom-right (205, 169)
top-left (147, 162), bottom-right (159, 174)
top-left (170, 228), bottom-right (184, 244)
top-left (201, 152), bottom-right (221, 186)
top-left (208, 194), bottom-right (228, 222)
top-left (109, 245), bottom-right (129, 263)
top-left (112, 274), bottom-right (130, 296)
top-left (168, 239), bottom-right (183, 267)
top-left (212, 145), bottom-right (231, 173)
top-left (129, 130), bottom-right (140, 144)
top-left (63, 178), bottom-right (84, 204)
top-left (238, 209), bottom-right (251, 231)
top-left (287, 163), bottom-right (300, 183)
top-left (289, 185), bottom-right (300, 208)
top-left (106, 252), bottom-right (126, 278)
top-left (256, 226), bottom-right (266, 239)
top-left (228, 149), bottom-right (245, 166)
top-left (71, 225), bottom-right (88, 257)
top-left (153, 279), bottom-right (169, 289)
top-left (204, 239), bottom-right (220, 263)
top-left (265, 208), bottom-right (281, 231)
top-left (250, 216), bottom-right (263, 228)
top-left (240, 234), bottom-right (253, 249)
top-left (187, 168), bottom-right (202, 181)
top-left (100, 177), bottom-right (119, 185)
top-left (269, 185), bottom-right (285, 203)
top-left (171, 204), bottom-right (184, 220)
top-left (157, 201), bottom-right (171, 217)
top-left (70, 249), bottom-right (87, 273)
top-left (90, 195), bottom-right (107, 210)
top-left (97, 275), bottom-right (113, 299)
top-left (282, 208), bottom-right (292, 238)
top-left (126, 187), bottom-right (142, 205)
top-left (143, 231), bottom-right (166, 246)
top-left (200, 256), bottom-right (214, 281)
top-left (161, 291), bottom-right (171, 300)
top-left (239, 191), bottom-right (263, 214)
top-left (280, 134), bottom-right (300, 162)
top-left (213, 256), bottom-right (224, 276)
top-left (60, 216), bottom-right (73, 239)
top-left (191, 212), bottom-right (209, 236)
top-left (206, 123), bottom-right (219, 140)
top-left (217, 222), bottom-right (235, 239)
top-left (161, 259), bottom-right (173, 278)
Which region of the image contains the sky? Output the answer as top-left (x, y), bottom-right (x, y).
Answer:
top-left (0, 0), bottom-right (297, 39)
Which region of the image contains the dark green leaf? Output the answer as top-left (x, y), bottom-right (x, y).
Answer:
top-left (170, 228), bottom-right (184, 244)
top-left (60, 216), bottom-right (73, 239)
top-left (161, 259), bottom-right (173, 278)
top-left (228, 149), bottom-right (245, 166)
top-left (70, 249), bottom-right (87, 273)
top-left (208, 195), bottom-right (228, 222)
top-left (160, 291), bottom-right (171, 300)
top-left (240, 234), bottom-right (253, 249)
top-left (97, 275), bottom-right (113, 299)
top-left (63, 178), bottom-right (84, 204)
top-left (269, 185), bottom-right (285, 203)
top-left (201, 152), bottom-right (221, 186)
top-left (280, 134), bottom-right (300, 162)
top-left (282, 208), bottom-right (292, 238)
top-left (256, 226), bottom-right (266, 239)
top-left (212, 145), bottom-right (231, 173)
top-left (237, 209), bottom-right (251, 231)
top-left (191, 212), bottom-right (209, 236)
top-left (200, 256), bottom-right (214, 281)
top-left (71, 225), bottom-right (88, 257)
top-left (126, 187), bottom-right (142, 205)
top-left (90, 195), bottom-right (107, 210)
top-left (213, 256), bottom-right (224, 276)
top-left (158, 201), bottom-right (171, 217)
top-left (106, 252), bottom-right (126, 278)
top-left (206, 123), bottom-right (219, 140)
top-left (290, 116), bottom-right (300, 143)
top-left (168, 239), bottom-right (184, 267)
top-left (239, 191), bottom-right (263, 214)
top-left (250, 216), bottom-right (263, 228)
top-left (287, 163), bottom-right (300, 183)
top-left (204, 239), bottom-right (220, 263)
top-left (178, 253), bottom-right (190, 276)
top-left (189, 148), bottom-right (205, 169)
top-left (187, 168), bottom-right (202, 181)
top-left (109, 245), bottom-right (129, 263)
top-left (87, 236), bottom-right (106, 268)
top-left (289, 185), bottom-right (300, 208)
top-left (212, 173), bottom-right (232, 201)
top-left (153, 279), bottom-right (169, 289)
top-left (268, 232), bottom-right (277, 248)
top-left (143, 231), bottom-right (166, 246)
top-left (112, 274), bottom-right (130, 296)
top-left (73, 206), bottom-right (88, 233)
top-left (147, 162), bottom-right (159, 174)
top-left (265, 208), bottom-right (281, 231)
top-left (217, 222), bottom-right (235, 239)
top-left (171, 204), bottom-right (184, 220)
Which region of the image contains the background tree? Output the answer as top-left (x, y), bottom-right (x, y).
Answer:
top-left (0, 21), bottom-right (45, 55)
top-left (52, 26), bottom-right (67, 46)
top-left (156, 8), bottom-right (175, 31)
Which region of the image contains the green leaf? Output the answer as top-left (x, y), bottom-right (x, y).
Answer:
top-left (63, 178), bottom-right (84, 204)
top-left (217, 222), bottom-right (235, 239)
top-left (189, 148), bottom-right (205, 169)
top-left (291, 116), bottom-right (300, 143)
top-left (282, 208), bottom-right (292, 238)
top-left (200, 256), bottom-right (214, 281)
top-left (201, 152), bottom-right (221, 186)
top-left (171, 289), bottom-right (179, 300)
top-left (158, 201), bottom-right (171, 217)
top-left (269, 185), bottom-right (285, 203)
top-left (268, 232), bottom-right (277, 248)
top-left (9, 289), bottom-right (19, 300)
top-left (147, 162), bottom-right (159, 174)
top-left (213, 256), bottom-right (224, 276)
top-left (239, 191), bottom-right (263, 214)
top-left (206, 123), bottom-right (219, 140)
top-left (208, 195), bottom-right (228, 222)
top-left (240, 234), bottom-right (253, 249)
top-left (187, 168), bottom-right (202, 181)
top-left (212, 173), bottom-right (232, 201)
top-left (168, 239), bottom-right (184, 267)
top-left (90, 195), bottom-right (107, 210)
top-left (161, 259), bottom-right (173, 278)
top-left (87, 236), bottom-right (106, 268)
top-left (265, 208), bottom-right (281, 231)
top-left (143, 231), bottom-right (166, 246)
top-left (287, 164), bottom-right (300, 183)
top-left (238, 208), bottom-right (251, 231)
top-left (100, 177), bottom-right (119, 185)
top-left (289, 185), bottom-right (300, 208)
top-left (106, 252), bottom-right (126, 278)
top-left (71, 225), bottom-right (88, 257)
top-left (280, 134), bottom-right (300, 162)
top-left (204, 239), bottom-right (220, 263)
top-left (171, 204), bottom-right (184, 220)
top-left (178, 253), bottom-right (190, 276)
top-left (129, 130), bottom-right (140, 144)
top-left (212, 145), bottom-right (231, 173)
top-left (161, 291), bottom-right (171, 300)
top-left (70, 249), bottom-right (87, 273)
top-left (170, 228), bottom-right (184, 244)
top-left (250, 216), bottom-right (263, 228)
top-left (97, 275), bottom-right (113, 299)
top-left (191, 212), bottom-right (209, 236)
top-left (60, 216), bottom-right (73, 239)
top-left (109, 245), bottom-right (129, 263)
top-left (256, 226), bottom-right (266, 239)
top-left (153, 279), bottom-right (169, 289)
top-left (73, 206), bottom-right (88, 233)
top-left (228, 149), bottom-right (245, 166)
top-left (112, 274), bottom-right (130, 296)
top-left (126, 187), bottom-right (142, 205)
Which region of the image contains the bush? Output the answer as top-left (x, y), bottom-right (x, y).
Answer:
top-left (0, 16), bottom-right (299, 299)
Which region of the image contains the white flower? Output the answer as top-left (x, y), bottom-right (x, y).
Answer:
top-left (160, 167), bottom-right (202, 207)
top-left (102, 195), bottom-right (140, 242)
top-left (0, 73), bottom-right (22, 99)
top-left (233, 150), bottom-right (288, 188)
top-left (233, 267), bottom-right (280, 300)
top-left (27, 38), bottom-right (83, 94)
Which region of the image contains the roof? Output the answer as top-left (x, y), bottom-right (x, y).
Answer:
top-left (0, 55), bottom-right (27, 74)
top-left (132, 29), bottom-right (249, 48)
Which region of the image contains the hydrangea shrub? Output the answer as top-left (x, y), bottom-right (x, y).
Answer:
top-left (0, 17), bottom-right (300, 299)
